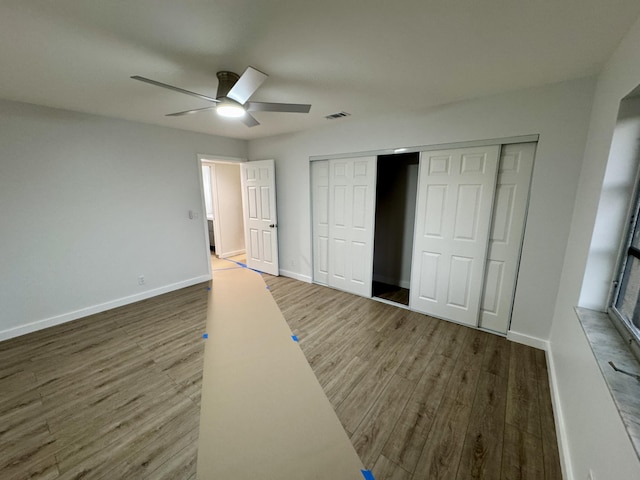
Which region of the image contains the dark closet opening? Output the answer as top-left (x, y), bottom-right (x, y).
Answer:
top-left (372, 152), bottom-right (419, 306)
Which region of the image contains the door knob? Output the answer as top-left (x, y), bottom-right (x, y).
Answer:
top-left (269, 224), bottom-right (277, 228)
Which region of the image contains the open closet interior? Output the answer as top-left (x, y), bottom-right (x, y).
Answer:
top-left (311, 141), bottom-right (536, 335)
top-left (372, 152), bottom-right (419, 306)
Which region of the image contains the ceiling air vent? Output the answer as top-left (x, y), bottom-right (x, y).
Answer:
top-left (325, 111), bottom-right (351, 120)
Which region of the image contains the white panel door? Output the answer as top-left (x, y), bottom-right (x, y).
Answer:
top-left (480, 143), bottom-right (536, 333)
top-left (311, 161), bottom-right (330, 284)
top-left (328, 157), bottom-right (376, 297)
top-left (240, 160), bottom-right (279, 276)
top-left (410, 146), bottom-right (500, 326)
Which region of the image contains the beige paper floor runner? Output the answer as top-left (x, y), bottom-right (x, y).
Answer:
top-left (197, 266), bottom-right (365, 480)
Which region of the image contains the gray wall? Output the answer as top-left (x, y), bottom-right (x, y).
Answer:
top-left (0, 99), bottom-right (246, 338)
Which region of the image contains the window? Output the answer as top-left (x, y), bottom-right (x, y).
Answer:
top-left (612, 186), bottom-right (640, 355)
top-left (611, 173), bottom-right (640, 365)
top-left (608, 88), bottom-right (640, 362)
top-left (581, 87), bottom-right (640, 462)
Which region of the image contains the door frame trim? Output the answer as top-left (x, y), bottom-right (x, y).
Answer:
top-left (309, 134), bottom-right (539, 162)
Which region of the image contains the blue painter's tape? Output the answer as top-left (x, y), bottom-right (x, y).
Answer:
top-left (361, 470), bottom-right (375, 480)
top-left (291, 335), bottom-right (299, 342)
top-left (202, 333), bottom-right (209, 339)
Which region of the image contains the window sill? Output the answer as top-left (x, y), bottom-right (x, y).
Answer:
top-left (576, 307), bottom-right (640, 459)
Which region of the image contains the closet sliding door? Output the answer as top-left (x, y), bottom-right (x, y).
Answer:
top-left (311, 161), bottom-right (330, 284)
top-left (410, 146), bottom-right (500, 326)
top-left (479, 142), bottom-right (536, 333)
top-left (327, 157), bottom-right (377, 297)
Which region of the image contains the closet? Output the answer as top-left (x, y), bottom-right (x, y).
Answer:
top-left (371, 153), bottom-right (419, 306)
top-left (311, 142), bottom-right (535, 334)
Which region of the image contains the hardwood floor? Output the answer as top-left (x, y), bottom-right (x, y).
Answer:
top-left (262, 274), bottom-right (563, 480)
top-left (0, 283), bottom-right (209, 480)
top-left (372, 281), bottom-right (410, 306)
top-left (1, 268), bottom-right (562, 480)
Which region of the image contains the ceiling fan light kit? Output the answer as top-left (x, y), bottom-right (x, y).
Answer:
top-left (216, 99), bottom-right (245, 118)
top-left (131, 66), bottom-right (312, 127)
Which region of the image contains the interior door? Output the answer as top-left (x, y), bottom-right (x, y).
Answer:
top-left (410, 146), bottom-right (500, 326)
top-left (479, 142), bottom-right (536, 333)
top-left (328, 156), bottom-right (377, 297)
top-left (240, 159), bottom-right (279, 276)
top-left (311, 160), bottom-right (330, 284)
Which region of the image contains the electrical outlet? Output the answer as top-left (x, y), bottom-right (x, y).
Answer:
top-left (138, 275), bottom-right (145, 285)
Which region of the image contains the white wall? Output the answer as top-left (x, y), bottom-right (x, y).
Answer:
top-left (248, 77), bottom-right (596, 345)
top-left (0, 98), bottom-right (246, 339)
top-left (549, 14), bottom-right (640, 480)
top-left (212, 163), bottom-right (245, 257)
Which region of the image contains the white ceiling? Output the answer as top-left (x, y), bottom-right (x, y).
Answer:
top-left (1, 1), bottom-right (639, 140)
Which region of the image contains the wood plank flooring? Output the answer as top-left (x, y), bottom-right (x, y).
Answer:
top-left (262, 274), bottom-right (563, 480)
top-left (1, 264), bottom-right (562, 480)
top-left (0, 283), bottom-right (209, 480)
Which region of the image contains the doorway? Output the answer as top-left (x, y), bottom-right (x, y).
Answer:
top-left (200, 160), bottom-right (245, 259)
top-left (372, 152), bottom-right (419, 306)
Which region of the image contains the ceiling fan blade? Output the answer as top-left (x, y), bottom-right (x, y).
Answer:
top-left (131, 76), bottom-right (219, 103)
top-left (242, 112), bottom-right (260, 127)
top-left (247, 101), bottom-right (311, 113)
top-left (227, 67), bottom-right (268, 105)
top-left (166, 106), bottom-right (218, 117)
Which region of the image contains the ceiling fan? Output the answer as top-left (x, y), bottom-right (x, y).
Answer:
top-left (131, 66), bottom-right (311, 127)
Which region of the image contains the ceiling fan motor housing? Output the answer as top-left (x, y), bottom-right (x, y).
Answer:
top-left (216, 71), bottom-right (240, 100)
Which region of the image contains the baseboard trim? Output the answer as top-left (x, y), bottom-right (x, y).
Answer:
top-left (0, 275), bottom-right (212, 342)
top-left (545, 346), bottom-right (574, 480)
top-left (506, 330), bottom-right (548, 350)
top-left (218, 249), bottom-right (246, 259)
top-left (279, 269), bottom-right (312, 283)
